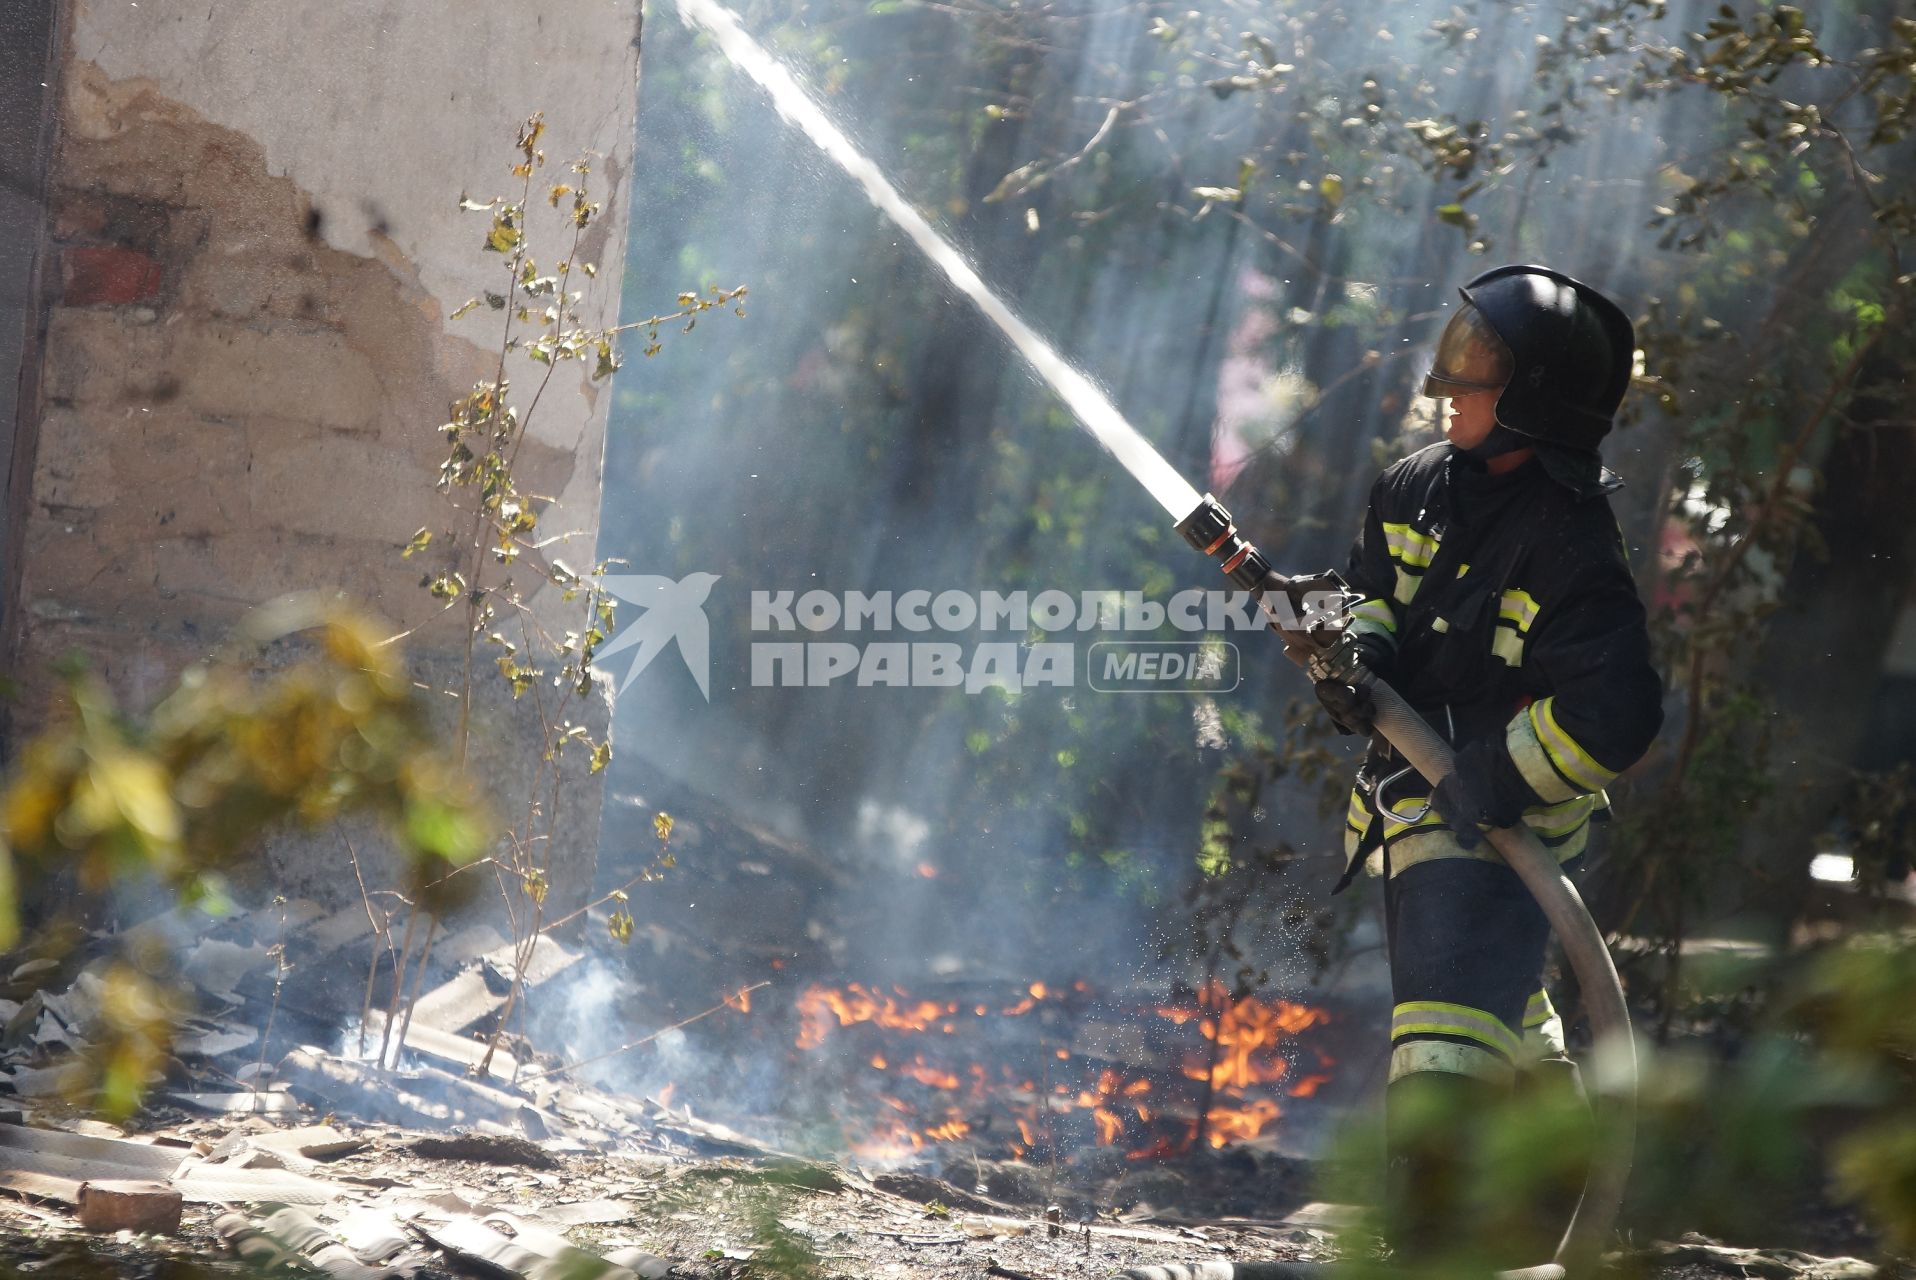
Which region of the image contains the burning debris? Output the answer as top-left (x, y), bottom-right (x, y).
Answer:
top-left (0, 891), bottom-right (1352, 1277)
top-left (0, 893), bottom-right (1885, 1280)
top-left (791, 978), bottom-right (1337, 1165)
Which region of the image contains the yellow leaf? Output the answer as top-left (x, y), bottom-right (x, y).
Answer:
top-left (653, 812), bottom-right (674, 842)
top-left (486, 218), bottom-right (522, 254)
top-left (92, 749), bottom-right (181, 846)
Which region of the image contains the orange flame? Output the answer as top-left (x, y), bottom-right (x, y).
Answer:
top-left (1287, 1073), bottom-right (1333, 1098)
top-left (902, 1057), bottom-right (961, 1090)
top-left (796, 982), bottom-right (953, 1049)
top-left (1174, 981), bottom-right (1328, 1092)
top-left (1205, 1098), bottom-right (1281, 1147)
top-left (791, 977), bottom-right (1331, 1161)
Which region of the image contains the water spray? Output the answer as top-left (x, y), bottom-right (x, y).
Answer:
top-left (675, 3), bottom-right (1635, 1274)
top-left (673, 0), bottom-right (1201, 521)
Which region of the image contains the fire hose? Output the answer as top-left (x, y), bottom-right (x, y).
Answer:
top-left (1130, 495), bottom-right (1638, 1280)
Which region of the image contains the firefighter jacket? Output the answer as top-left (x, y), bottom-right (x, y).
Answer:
top-left (1337, 441), bottom-right (1664, 881)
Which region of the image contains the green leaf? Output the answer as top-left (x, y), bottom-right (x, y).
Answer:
top-left (405, 797), bottom-right (485, 866)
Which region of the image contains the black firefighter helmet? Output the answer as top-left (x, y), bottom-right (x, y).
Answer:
top-left (1423, 264), bottom-right (1636, 455)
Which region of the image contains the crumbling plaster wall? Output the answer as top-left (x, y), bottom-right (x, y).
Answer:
top-left (8, 0), bottom-right (644, 908)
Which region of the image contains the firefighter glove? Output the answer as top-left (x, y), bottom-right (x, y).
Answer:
top-left (1429, 739), bottom-right (1528, 849)
top-left (1316, 679), bottom-right (1377, 737)
top-left (1348, 632), bottom-right (1395, 683)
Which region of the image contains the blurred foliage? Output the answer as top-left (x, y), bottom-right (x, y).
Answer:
top-left (1321, 934), bottom-right (1916, 1265)
top-left (0, 599), bottom-right (487, 1117)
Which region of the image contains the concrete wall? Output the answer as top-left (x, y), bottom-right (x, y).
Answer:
top-left (7, 0), bottom-right (643, 909)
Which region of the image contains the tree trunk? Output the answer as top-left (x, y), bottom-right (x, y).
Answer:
top-left (1739, 329), bottom-right (1916, 945)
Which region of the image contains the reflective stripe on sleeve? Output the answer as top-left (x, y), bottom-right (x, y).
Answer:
top-left (1507, 701), bottom-right (1584, 803)
top-left (1349, 597), bottom-right (1397, 640)
top-left (1392, 567), bottom-right (1420, 605)
top-left (1523, 793), bottom-right (1596, 839)
top-left (1532, 697), bottom-right (1619, 793)
top-left (1392, 1001), bottom-right (1522, 1058)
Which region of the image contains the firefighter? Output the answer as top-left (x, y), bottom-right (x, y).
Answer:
top-left (1316, 264), bottom-right (1664, 1265)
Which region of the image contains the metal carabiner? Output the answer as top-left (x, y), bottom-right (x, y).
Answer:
top-left (1371, 763), bottom-right (1434, 826)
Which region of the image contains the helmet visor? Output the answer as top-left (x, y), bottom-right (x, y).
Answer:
top-left (1421, 303), bottom-right (1514, 397)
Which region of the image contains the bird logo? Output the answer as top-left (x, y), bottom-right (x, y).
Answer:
top-left (594, 573), bottom-right (722, 701)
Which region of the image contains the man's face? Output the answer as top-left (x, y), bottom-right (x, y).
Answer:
top-left (1441, 387), bottom-right (1503, 449)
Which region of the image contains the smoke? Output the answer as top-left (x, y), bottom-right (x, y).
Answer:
top-left (593, 0), bottom-right (1749, 1130)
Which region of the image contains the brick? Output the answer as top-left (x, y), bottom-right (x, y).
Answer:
top-left (40, 312), bottom-right (386, 428)
top-left (77, 1180), bottom-right (183, 1235)
top-left (62, 245), bottom-right (164, 307)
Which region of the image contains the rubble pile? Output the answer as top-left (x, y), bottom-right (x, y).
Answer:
top-left (0, 897), bottom-right (1885, 1280)
top-left (0, 897), bottom-right (1339, 1277)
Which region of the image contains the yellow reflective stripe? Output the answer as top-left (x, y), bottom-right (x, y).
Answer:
top-left (1456, 562), bottom-right (1470, 578)
top-left (1381, 521), bottom-right (1439, 568)
top-left (1380, 800), bottom-right (1444, 838)
top-left (1392, 566), bottom-right (1420, 605)
top-left (1491, 625), bottom-right (1525, 668)
top-left (1349, 598), bottom-right (1396, 636)
top-left (1498, 588), bottom-right (1540, 631)
top-left (1523, 1015), bottom-right (1567, 1061)
top-left (1387, 822), bottom-right (1590, 875)
top-left (1507, 706), bottom-right (1583, 804)
top-left (1524, 794), bottom-right (1596, 839)
top-left (1523, 990), bottom-right (1556, 1028)
top-left (1390, 1040), bottom-right (1515, 1086)
top-left (1392, 1001), bottom-right (1521, 1058)
top-left (1534, 697), bottom-right (1617, 793)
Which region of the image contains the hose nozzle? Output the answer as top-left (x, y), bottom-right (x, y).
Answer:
top-left (1175, 493), bottom-right (1274, 593)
